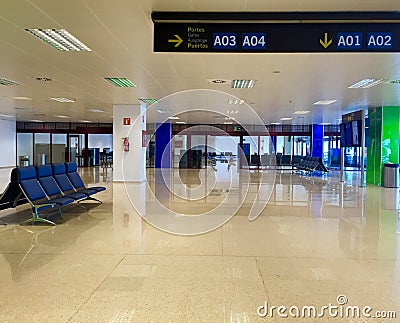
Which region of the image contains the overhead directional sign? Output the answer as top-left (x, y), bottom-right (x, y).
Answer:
top-left (153, 23), bottom-right (400, 53)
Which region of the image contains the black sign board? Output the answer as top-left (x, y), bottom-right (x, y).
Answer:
top-left (342, 110), bottom-right (363, 123)
top-left (154, 22), bottom-right (400, 53)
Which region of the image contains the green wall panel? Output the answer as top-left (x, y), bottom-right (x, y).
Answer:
top-left (367, 106), bottom-right (400, 186)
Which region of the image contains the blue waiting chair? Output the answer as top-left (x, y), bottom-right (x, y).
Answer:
top-left (52, 163), bottom-right (103, 203)
top-left (36, 165), bottom-right (87, 202)
top-left (65, 162), bottom-right (106, 195)
top-left (17, 166), bottom-right (75, 226)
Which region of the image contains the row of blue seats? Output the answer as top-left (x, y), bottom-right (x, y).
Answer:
top-left (295, 156), bottom-right (328, 174)
top-left (0, 162), bottom-right (106, 226)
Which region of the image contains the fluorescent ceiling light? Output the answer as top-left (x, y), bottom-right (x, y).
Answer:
top-left (294, 110), bottom-right (310, 115)
top-left (80, 120), bottom-right (91, 123)
top-left (228, 99), bottom-right (245, 105)
top-left (0, 77), bottom-right (20, 86)
top-left (280, 117), bottom-right (293, 121)
top-left (168, 116), bottom-right (180, 120)
top-left (30, 119), bottom-right (43, 122)
top-left (226, 110), bottom-right (239, 114)
top-left (313, 100), bottom-right (337, 105)
top-left (105, 77), bottom-right (137, 87)
top-left (89, 108), bottom-right (104, 113)
top-left (0, 114), bottom-right (14, 118)
top-left (55, 115), bottom-right (70, 119)
top-left (156, 109), bottom-right (171, 114)
top-left (139, 98), bottom-right (158, 104)
top-left (271, 122), bottom-right (281, 125)
top-left (231, 79), bottom-right (256, 89)
top-left (320, 122), bottom-right (331, 125)
top-left (176, 121), bottom-right (186, 124)
top-left (206, 79), bottom-right (231, 84)
top-left (224, 121), bottom-right (233, 124)
top-left (225, 117), bottom-right (235, 120)
top-left (50, 97), bottom-right (76, 103)
top-left (12, 96), bottom-right (31, 100)
top-left (362, 79), bottom-right (384, 88)
top-left (25, 28), bottom-right (91, 51)
top-left (348, 79), bottom-right (384, 89)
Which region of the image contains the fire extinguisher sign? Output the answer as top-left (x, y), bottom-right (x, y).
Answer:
top-left (123, 118), bottom-right (131, 126)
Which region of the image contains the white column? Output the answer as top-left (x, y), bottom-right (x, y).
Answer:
top-left (113, 104), bottom-right (146, 182)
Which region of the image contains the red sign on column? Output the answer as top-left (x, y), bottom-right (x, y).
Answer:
top-left (123, 118), bottom-right (131, 125)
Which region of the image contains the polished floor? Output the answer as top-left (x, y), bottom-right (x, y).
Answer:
top-left (0, 166), bottom-right (399, 322)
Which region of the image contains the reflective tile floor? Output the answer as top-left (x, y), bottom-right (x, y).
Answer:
top-left (0, 166), bottom-right (399, 322)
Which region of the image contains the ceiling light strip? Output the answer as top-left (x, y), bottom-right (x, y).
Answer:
top-left (0, 77), bottom-right (21, 86)
top-left (25, 29), bottom-right (91, 51)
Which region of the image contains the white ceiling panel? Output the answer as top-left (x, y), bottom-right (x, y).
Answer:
top-left (0, 1), bottom-right (399, 124)
top-left (192, 0), bottom-right (247, 12)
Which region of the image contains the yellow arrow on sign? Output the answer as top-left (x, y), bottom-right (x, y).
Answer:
top-left (168, 34), bottom-right (183, 47)
top-left (319, 33), bottom-right (333, 49)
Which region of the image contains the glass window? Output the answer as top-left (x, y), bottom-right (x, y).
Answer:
top-left (52, 134), bottom-right (67, 163)
top-left (17, 133), bottom-right (33, 167)
top-left (34, 133), bottom-right (50, 165)
top-left (190, 135), bottom-right (206, 168)
top-left (172, 135), bottom-right (187, 168)
top-left (259, 136), bottom-right (275, 168)
top-left (242, 136), bottom-right (259, 168)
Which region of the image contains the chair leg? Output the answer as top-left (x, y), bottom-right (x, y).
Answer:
top-left (20, 207), bottom-right (57, 226)
top-left (79, 196), bottom-right (102, 204)
top-left (20, 217), bottom-right (56, 226)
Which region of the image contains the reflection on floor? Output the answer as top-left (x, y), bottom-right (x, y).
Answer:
top-left (0, 166), bottom-right (399, 322)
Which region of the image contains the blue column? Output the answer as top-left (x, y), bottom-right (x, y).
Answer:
top-left (270, 136), bottom-right (276, 154)
top-left (312, 124), bottom-right (323, 159)
top-left (155, 122), bottom-right (171, 168)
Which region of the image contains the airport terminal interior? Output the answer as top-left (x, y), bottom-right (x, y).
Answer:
top-left (0, 1), bottom-right (400, 322)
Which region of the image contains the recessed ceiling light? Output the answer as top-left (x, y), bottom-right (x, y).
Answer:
top-left (228, 99), bottom-right (245, 105)
top-left (30, 119), bottom-right (43, 122)
top-left (105, 77), bottom-right (137, 87)
top-left (348, 79), bottom-right (384, 89)
top-left (280, 117), bottom-right (293, 121)
top-left (55, 115), bottom-right (70, 119)
top-left (0, 77), bottom-right (20, 86)
top-left (12, 96), bottom-right (31, 100)
top-left (387, 79), bottom-right (400, 84)
top-left (80, 120), bottom-right (91, 123)
top-left (25, 28), bottom-right (91, 51)
top-left (231, 79), bottom-right (256, 89)
top-left (156, 109), bottom-right (171, 114)
top-left (226, 110), bottom-right (239, 114)
top-left (36, 77), bottom-right (52, 82)
top-left (89, 108), bottom-right (104, 113)
top-left (225, 117), bottom-right (235, 120)
top-left (271, 122), bottom-right (281, 125)
top-left (176, 121), bottom-right (186, 124)
top-left (313, 100), bottom-right (337, 105)
top-left (139, 98), bottom-right (158, 104)
top-left (294, 110), bottom-right (310, 115)
top-left (206, 79), bottom-right (231, 84)
top-left (168, 116), bottom-right (180, 120)
top-left (50, 97), bottom-right (76, 103)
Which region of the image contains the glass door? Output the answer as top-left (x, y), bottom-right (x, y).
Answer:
top-left (69, 135), bottom-right (82, 166)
